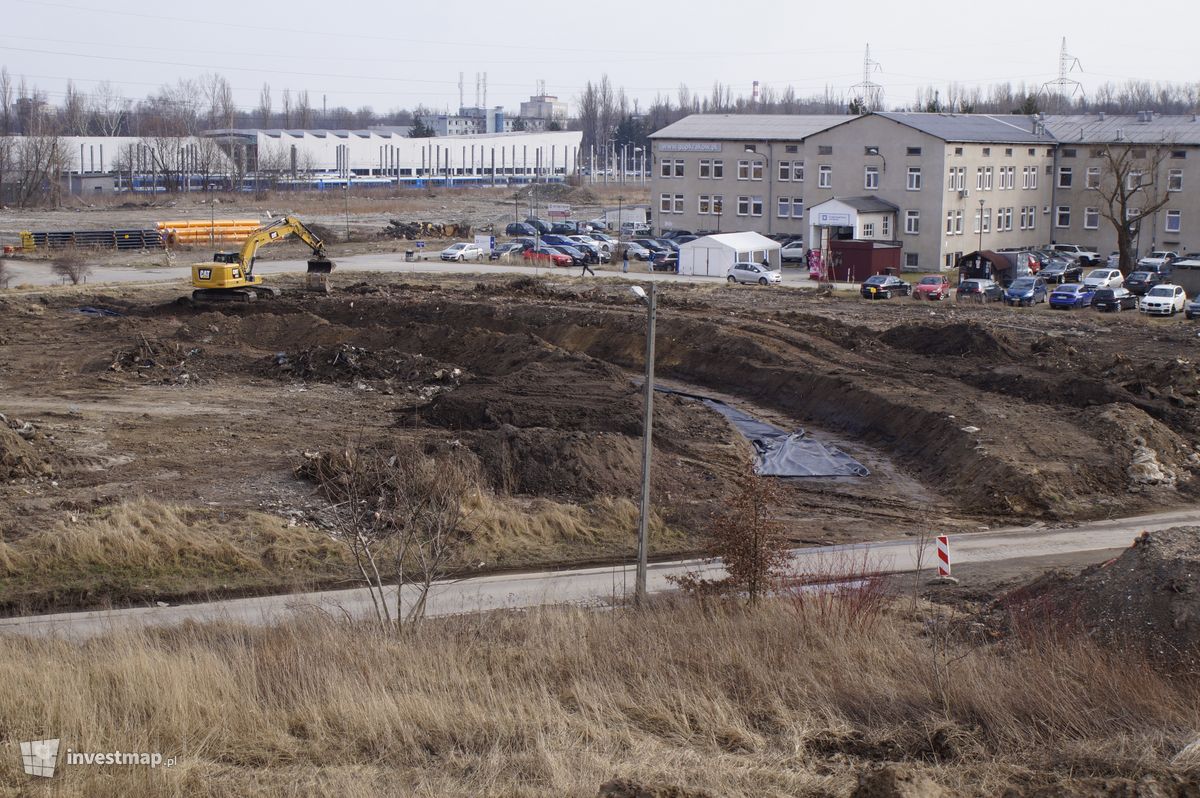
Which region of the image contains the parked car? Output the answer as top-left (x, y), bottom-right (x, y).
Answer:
top-left (569, 235), bottom-right (611, 255)
top-left (1091, 287), bottom-right (1139, 312)
top-left (1048, 283), bottom-right (1096, 309)
top-left (489, 242), bottom-right (525, 261)
top-left (1049, 243), bottom-right (1101, 264)
top-left (551, 221), bottom-right (584, 235)
top-left (621, 222), bottom-right (652, 236)
top-left (956, 278), bottom-right (1004, 303)
top-left (1124, 271), bottom-right (1166, 295)
top-left (660, 229), bottom-right (694, 239)
top-left (440, 242), bottom-right (485, 262)
top-left (523, 246), bottom-right (572, 267)
top-left (912, 275), bottom-right (951, 300)
top-left (1140, 284), bottom-right (1187, 316)
top-left (550, 244), bottom-right (588, 266)
top-left (727, 261), bottom-right (782, 285)
top-left (1039, 258), bottom-right (1084, 284)
top-left (524, 218), bottom-right (553, 234)
top-left (622, 242), bottom-right (652, 261)
top-left (587, 217), bottom-right (610, 230)
top-left (780, 240), bottom-right (806, 262)
top-left (1173, 258), bottom-right (1200, 271)
top-left (586, 232), bottom-right (617, 247)
top-left (633, 238), bottom-right (668, 255)
top-left (1004, 276), bottom-right (1048, 306)
top-left (652, 253), bottom-right (679, 272)
top-left (1081, 268), bottom-right (1124, 291)
top-left (1106, 251), bottom-right (1121, 268)
top-left (1185, 295), bottom-right (1200, 319)
top-left (505, 221), bottom-right (536, 237)
top-left (672, 235), bottom-right (699, 246)
top-left (860, 274), bottom-right (910, 299)
top-left (1138, 251), bottom-right (1178, 270)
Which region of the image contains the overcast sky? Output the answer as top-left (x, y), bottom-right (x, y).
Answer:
top-left (4, 0), bottom-right (1195, 117)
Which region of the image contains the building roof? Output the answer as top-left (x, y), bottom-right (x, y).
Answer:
top-left (649, 114), bottom-right (849, 141)
top-left (1041, 114), bottom-right (1200, 146)
top-left (871, 112), bottom-right (1055, 143)
top-left (835, 196), bottom-right (899, 213)
top-left (679, 231), bottom-right (780, 251)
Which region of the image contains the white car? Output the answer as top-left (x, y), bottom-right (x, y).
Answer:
top-left (1138, 251), bottom-right (1178, 270)
top-left (440, 242), bottom-right (485, 261)
top-left (1106, 251), bottom-right (1121, 268)
top-left (1051, 244), bottom-right (1101, 264)
top-left (1082, 268), bottom-right (1124, 290)
top-left (780, 241), bottom-right (806, 262)
top-left (569, 235), bottom-right (611, 255)
top-left (727, 262), bottom-right (782, 285)
top-left (622, 241), bottom-right (652, 261)
top-left (1139, 284), bottom-right (1187, 316)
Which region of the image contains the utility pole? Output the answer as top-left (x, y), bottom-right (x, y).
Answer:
top-left (631, 283), bottom-right (657, 605)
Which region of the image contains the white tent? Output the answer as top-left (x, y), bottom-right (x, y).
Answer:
top-left (678, 232), bottom-right (781, 277)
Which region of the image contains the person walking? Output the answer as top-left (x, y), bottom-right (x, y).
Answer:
top-left (581, 259), bottom-right (595, 277)
top-left (622, 249), bottom-right (629, 273)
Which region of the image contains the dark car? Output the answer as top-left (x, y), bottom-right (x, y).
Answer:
top-left (550, 221), bottom-right (584, 234)
top-left (651, 252), bottom-right (679, 272)
top-left (860, 274), bottom-right (910, 299)
top-left (523, 218), bottom-right (553, 234)
top-left (1004, 276), bottom-right (1048, 306)
top-left (550, 244), bottom-right (588, 266)
top-left (956, 278), bottom-right (1004, 302)
top-left (632, 238), bottom-right (669, 254)
top-left (1039, 259), bottom-right (1084, 284)
top-left (1092, 287), bottom-right (1138, 312)
top-left (660, 229), bottom-right (694, 239)
top-left (489, 241), bottom-right (525, 260)
top-left (1124, 271), bottom-right (1166, 295)
top-left (505, 222), bottom-right (536, 236)
top-left (1048, 283), bottom-right (1095, 309)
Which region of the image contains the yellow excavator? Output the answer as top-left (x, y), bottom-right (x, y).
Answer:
top-left (190, 215), bottom-right (335, 302)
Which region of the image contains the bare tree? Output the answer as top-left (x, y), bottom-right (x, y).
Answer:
top-left (89, 82), bottom-right (129, 136)
top-left (307, 441), bottom-right (480, 633)
top-left (1094, 143), bottom-right (1175, 272)
top-left (12, 134), bottom-right (69, 207)
top-left (0, 67), bottom-right (12, 135)
top-left (281, 88), bottom-right (293, 129)
top-left (257, 83), bottom-right (272, 128)
top-left (51, 248), bottom-right (91, 284)
top-left (61, 80), bottom-right (88, 135)
top-left (296, 90), bottom-right (312, 129)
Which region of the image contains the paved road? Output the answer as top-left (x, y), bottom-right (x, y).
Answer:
top-left (3, 506), bottom-right (1196, 639)
top-left (1, 253), bottom-right (830, 289)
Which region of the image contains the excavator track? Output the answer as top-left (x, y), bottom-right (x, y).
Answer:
top-left (191, 286), bottom-right (278, 303)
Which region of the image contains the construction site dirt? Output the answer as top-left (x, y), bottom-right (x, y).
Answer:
top-left (2, 271), bottom-right (1199, 613)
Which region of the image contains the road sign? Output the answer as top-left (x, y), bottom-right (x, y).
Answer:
top-left (415, 241), bottom-right (426, 248)
top-left (547, 203), bottom-right (571, 218)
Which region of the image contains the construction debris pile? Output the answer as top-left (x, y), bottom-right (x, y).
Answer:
top-left (380, 220), bottom-right (472, 240)
top-left (0, 413), bottom-right (52, 481)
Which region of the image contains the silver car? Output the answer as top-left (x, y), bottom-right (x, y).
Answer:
top-left (727, 262), bottom-right (782, 285)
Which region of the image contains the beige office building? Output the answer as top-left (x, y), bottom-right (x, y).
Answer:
top-left (1040, 114), bottom-right (1200, 259)
top-left (647, 114), bottom-right (847, 239)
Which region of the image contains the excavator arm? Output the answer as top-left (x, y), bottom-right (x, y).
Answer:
top-left (237, 215), bottom-right (329, 277)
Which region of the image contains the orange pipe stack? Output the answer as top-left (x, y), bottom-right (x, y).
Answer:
top-left (157, 219), bottom-right (262, 247)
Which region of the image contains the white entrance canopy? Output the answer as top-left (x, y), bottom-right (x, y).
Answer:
top-left (678, 231), bottom-right (781, 277)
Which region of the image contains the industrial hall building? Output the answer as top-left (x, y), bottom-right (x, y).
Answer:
top-left (649, 111), bottom-right (1200, 271)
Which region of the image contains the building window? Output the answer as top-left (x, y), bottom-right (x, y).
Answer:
top-left (863, 222), bottom-right (875, 237)
top-left (1001, 207), bottom-right (1013, 231)
top-left (864, 166), bottom-right (880, 190)
top-left (982, 147), bottom-right (991, 157)
top-left (907, 167), bottom-right (922, 191)
top-left (660, 160), bottom-right (671, 178)
top-left (1005, 148), bottom-right (1014, 157)
top-left (712, 195), bottom-right (724, 216)
top-left (1062, 148), bottom-right (1077, 158)
top-left (1169, 169), bottom-right (1183, 191)
top-left (699, 159), bottom-right (711, 179)
top-left (1019, 206), bottom-right (1029, 230)
top-left (905, 253), bottom-right (919, 268)
top-left (660, 193), bottom-right (672, 213)
top-left (736, 196), bottom-right (750, 216)
top-left (976, 167), bottom-right (984, 190)
top-left (777, 197), bottom-right (791, 218)
top-left (750, 196), bottom-right (763, 216)
top-left (673, 194), bottom-right (684, 213)
top-left (1127, 170), bottom-right (1144, 191)
top-left (674, 160), bottom-right (684, 178)
top-left (793, 161), bottom-right (804, 182)
top-left (904, 210), bottom-right (920, 234)
top-left (1057, 166), bottom-right (1073, 188)
top-left (1166, 210), bottom-right (1182, 233)
top-left (712, 160), bottom-right (724, 179)
top-left (698, 195), bottom-right (711, 214)
top-left (737, 160), bottom-right (750, 180)
top-left (1003, 166), bottom-right (1016, 189)
top-left (818, 145), bottom-right (833, 155)
top-left (1171, 149), bottom-right (1187, 159)
top-left (974, 208), bottom-right (982, 234)
top-left (778, 161), bottom-right (790, 181)
top-left (792, 199), bottom-right (804, 219)
top-left (1084, 207), bottom-right (1099, 229)
top-left (785, 144), bottom-right (798, 154)
top-left (750, 161), bottom-right (763, 181)
top-left (1086, 166), bottom-right (1100, 189)
top-left (954, 210), bottom-right (963, 235)
top-left (947, 167), bottom-right (956, 191)
top-left (818, 165), bottom-right (832, 188)
top-left (881, 214), bottom-right (889, 236)
top-left (1056, 206), bottom-right (1071, 228)
top-left (946, 211), bottom-right (955, 235)
top-left (906, 146), bottom-right (922, 156)
top-left (983, 167), bottom-right (993, 190)
top-left (957, 167), bottom-right (966, 190)
top-left (954, 147), bottom-right (963, 156)
top-left (982, 208), bottom-right (991, 233)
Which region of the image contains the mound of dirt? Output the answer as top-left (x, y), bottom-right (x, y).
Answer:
top-left (880, 322), bottom-right (1016, 359)
top-left (266, 344), bottom-right (465, 387)
top-left (0, 424), bottom-right (51, 481)
top-left (1006, 527), bottom-right (1200, 669)
top-left (1082, 404), bottom-right (1199, 491)
top-left (511, 183), bottom-right (597, 204)
top-left (464, 426), bottom-right (645, 498)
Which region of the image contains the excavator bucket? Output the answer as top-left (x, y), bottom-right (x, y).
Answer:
top-left (306, 257), bottom-right (334, 274)
top-left (305, 257), bottom-right (335, 293)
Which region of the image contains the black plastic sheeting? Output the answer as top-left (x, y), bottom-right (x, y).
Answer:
top-left (659, 388), bottom-right (870, 478)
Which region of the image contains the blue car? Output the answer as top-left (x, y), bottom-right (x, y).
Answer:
top-left (1004, 276), bottom-right (1048, 306)
top-left (1048, 283), bottom-right (1096, 309)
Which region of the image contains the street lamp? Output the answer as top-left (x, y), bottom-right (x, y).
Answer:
top-left (744, 144), bottom-right (770, 234)
top-left (978, 197), bottom-right (985, 256)
top-left (629, 283), bottom-right (656, 606)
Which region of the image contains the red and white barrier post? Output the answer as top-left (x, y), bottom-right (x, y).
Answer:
top-left (936, 535), bottom-right (951, 577)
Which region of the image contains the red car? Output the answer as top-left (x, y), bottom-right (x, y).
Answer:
top-left (912, 274), bottom-right (951, 300)
top-left (523, 246), bottom-right (572, 267)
